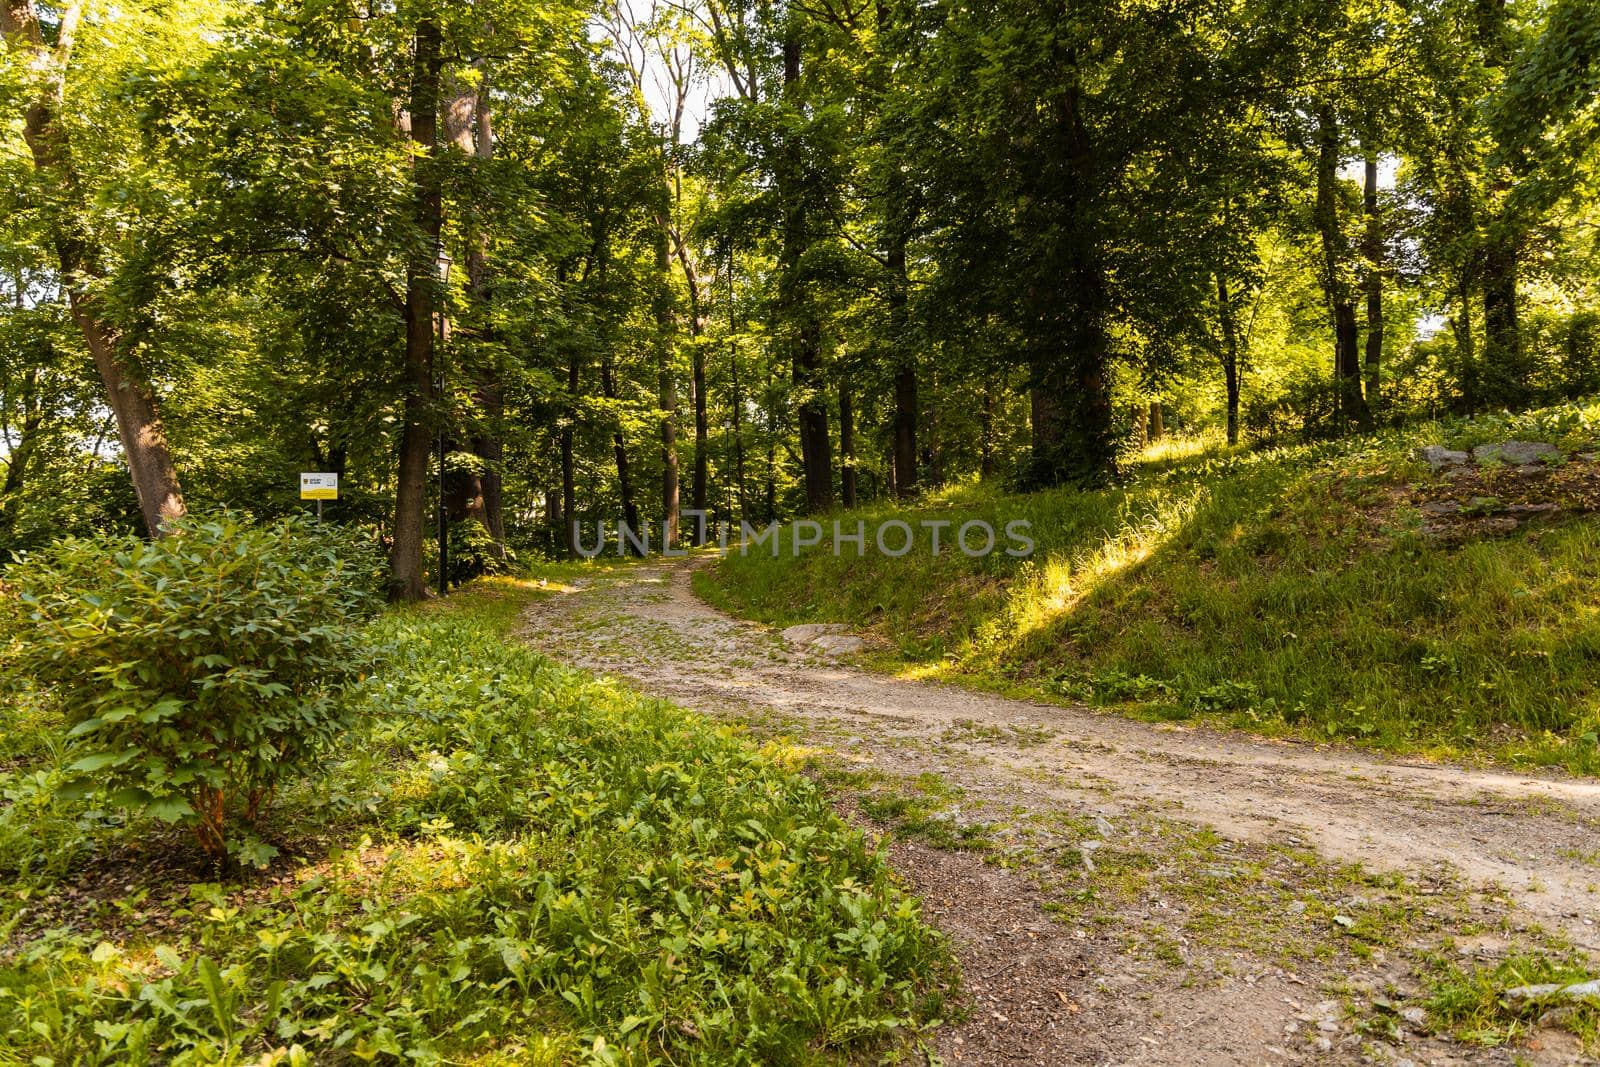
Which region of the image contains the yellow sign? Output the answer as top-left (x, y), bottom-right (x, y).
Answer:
top-left (300, 473), bottom-right (338, 500)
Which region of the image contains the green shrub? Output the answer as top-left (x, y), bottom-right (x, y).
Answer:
top-left (0, 514), bottom-right (383, 864)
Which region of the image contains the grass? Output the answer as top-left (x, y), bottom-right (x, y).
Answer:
top-left (0, 578), bottom-right (951, 1065)
top-left (698, 398), bottom-right (1600, 774)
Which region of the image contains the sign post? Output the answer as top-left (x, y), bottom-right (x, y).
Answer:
top-left (299, 472), bottom-right (339, 521)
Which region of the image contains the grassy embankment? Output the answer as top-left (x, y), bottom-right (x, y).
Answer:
top-left (0, 579), bottom-right (949, 1065)
top-left (699, 400), bottom-right (1600, 774)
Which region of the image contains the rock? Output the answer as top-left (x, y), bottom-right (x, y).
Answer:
top-left (1400, 1006), bottom-right (1426, 1027)
top-left (1418, 501), bottom-right (1460, 518)
top-left (1503, 977), bottom-right (1600, 1002)
top-left (780, 623), bottom-right (849, 645)
top-left (811, 633), bottom-right (867, 655)
top-left (1507, 502), bottom-right (1559, 515)
top-left (1471, 440), bottom-right (1562, 467)
top-left (1420, 445), bottom-right (1470, 471)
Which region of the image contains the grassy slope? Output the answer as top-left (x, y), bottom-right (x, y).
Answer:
top-left (0, 579), bottom-right (949, 1065)
top-left (700, 402), bottom-right (1600, 774)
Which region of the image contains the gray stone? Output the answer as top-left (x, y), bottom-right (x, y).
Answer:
top-left (1420, 445), bottom-right (1470, 471)
top-left (811, 634), bottom-right (867, 655)
top-left (780, 623), bottom-right (849, 645)
top-left (1418, 501), bottom-right (1460, 518)
top-left (1503, 977), bottom-right (1600, 1002)
top-left (1471, 440), bottom-right (1562, 467)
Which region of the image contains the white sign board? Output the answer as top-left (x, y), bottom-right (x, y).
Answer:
top-left (300, 472), bottom-right (339, 500)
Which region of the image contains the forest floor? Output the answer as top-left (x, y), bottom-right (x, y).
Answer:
top-left (520, 557), bottom-right (1600, 1066)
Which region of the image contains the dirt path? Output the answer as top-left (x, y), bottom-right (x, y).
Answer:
top-left (520, 560), bottom-right (1600, 1066)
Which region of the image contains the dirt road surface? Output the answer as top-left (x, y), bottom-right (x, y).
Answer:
top-left (520, 561), bottom-right (1600, 1066)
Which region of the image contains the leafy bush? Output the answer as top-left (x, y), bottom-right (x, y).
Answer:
top-left (0, 514), bottom-right (383, 864)
top-left (0, 582), bottom-right (950, 1064)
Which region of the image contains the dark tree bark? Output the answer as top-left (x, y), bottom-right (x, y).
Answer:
top-left (655, 230), bottom-right (680, 544)
top-left (887, 226), bottom-right (917, 500)
top-left (839, 378), bottom-right (857, 508)
top-left (1148, 399), bottom-right (1164, 439)
top-left (778, 34), bottom-right (833, 512)
top-left (667, 235), bottom-right (710, 541)
top-left (1024, 47), bottom-right (1114, 485)
top-left (389, 16), bottom-right (444, 601)
top-left (3, 0), bottom-right (185, 537)
top-left (980, 384), bottom-right (995, 480)
top-left (1314, 105), bottom-right (1369, 431)
top-left (730, 342), bottom-right (748, 518)
top-left (1215, 274), bottom-right (1242, 446)
top-left (1362, 150), bottom-right (1383, 413)
top-left (1482, 237), bottom-right (1523, 402)
top-left (561, 349), bottom-right (579, 559)
top-left (442, 73), bottom-right (506, 563)
top-left (600, 355), bottom-right (640, 548)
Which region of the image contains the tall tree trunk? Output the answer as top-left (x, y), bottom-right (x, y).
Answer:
top-left (730, 342), bottom-right (748, 518)
top-left (1315, 104), bottom-right (1369, 431)
top-left (1026, 48), bottom-right (1113, 485)
top-left (980, 384), bottom-right (995, 480)
top-left (839, 378), bottom-right (857, 508)
top-left (3, 0), bottom-right (185, 537)
top-left (1482, 237), bottom-right (1523, 403)
top-left (601, 355), bottom-right (640, 547)
top-left (1454, 271), bottom-right (1478, 410)
top-left (389, 16), bottom-right (444, 601)
top-left (562, 349), bottom-right (579, 559)
top-left (778, 34), bottom-right (833, 512)
top-left (1362, 149), bottom-right (1383, 414)
top-left (1215, 274), bottom-right (1242, 446)
top-left (668, 236), bottom-right (710, 541)
top-left (887, 229), bottom-right (917, 500)
top-left (655, 230), bottom-right (680, 545)
top-left (441, 73), bottom-right (506, 564)
top-left (1148, 399), bottom-right (1164, 439)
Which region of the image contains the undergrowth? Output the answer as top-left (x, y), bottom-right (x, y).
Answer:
top-left (699, 399), bottom-right (1600, 773)
top-left (0, 579), bottom-right (950, 1064)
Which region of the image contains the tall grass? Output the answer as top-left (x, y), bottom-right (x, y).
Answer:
top-left (701, 402), bottom-right (1600, 773)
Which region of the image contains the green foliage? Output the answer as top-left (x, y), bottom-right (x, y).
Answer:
top-left (703, 403), bottom-right (1600, 772)
top-left (1, 514), bottom-right (384, 863)
top-left (0, 581), bottom-right (949, 1065)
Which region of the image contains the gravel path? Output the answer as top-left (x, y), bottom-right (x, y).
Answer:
top-left (519, 560), bottom-right (1600, 1065)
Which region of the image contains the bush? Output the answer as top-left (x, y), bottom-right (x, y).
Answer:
top-left (0, 514), bottom-right (384, 864)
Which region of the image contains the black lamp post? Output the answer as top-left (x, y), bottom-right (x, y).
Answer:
top-left (436, 248), bottom-right (453, 596)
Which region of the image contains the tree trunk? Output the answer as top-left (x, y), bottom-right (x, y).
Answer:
top-left (561, 350), bottom-right (578, 560)
top-left (1148, 400), bottom-right (1164, 439)
top-left (1025, 49), bottom-right (1114, 486)
top-left (1482, 237), bottom-right (1523, 403)
top-left (887, 232), bottom-right (917, 499)
top-left (3, 0), bottom-right (186, 537)
top-left (389, 17), bottom-right (444, 602)
top-left (655, 230), bottom-right (680, 545)
top-left (601, 355), bottom-right (640, 547)
top-left (1315, 104), bottom-right (1369, 431)
top-left (668, 236), bottom-right (710, 542)
top-left (839, 378), bottom-right (857, 508)
top-left (444, 72), bottom-right (506, 561)
top-left (778, 34), bottom-right (833, 513)
top-left (1216, 273), bottom-right (1241, 446)
top-left (1362, 150), bottom-right (1383, 414)
top-left (980, 384), bottom-right (995, 480)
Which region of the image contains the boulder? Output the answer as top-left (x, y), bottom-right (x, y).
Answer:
top-left (780, 622), bottom-right (849, 645)
top-left (1470, 440), bottom-right (1562, 467)
top-left (1419, 445), bottom-right (1469, 471)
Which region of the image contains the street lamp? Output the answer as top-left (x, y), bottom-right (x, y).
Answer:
top-left (435, 247), bottom-right (452, 596)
